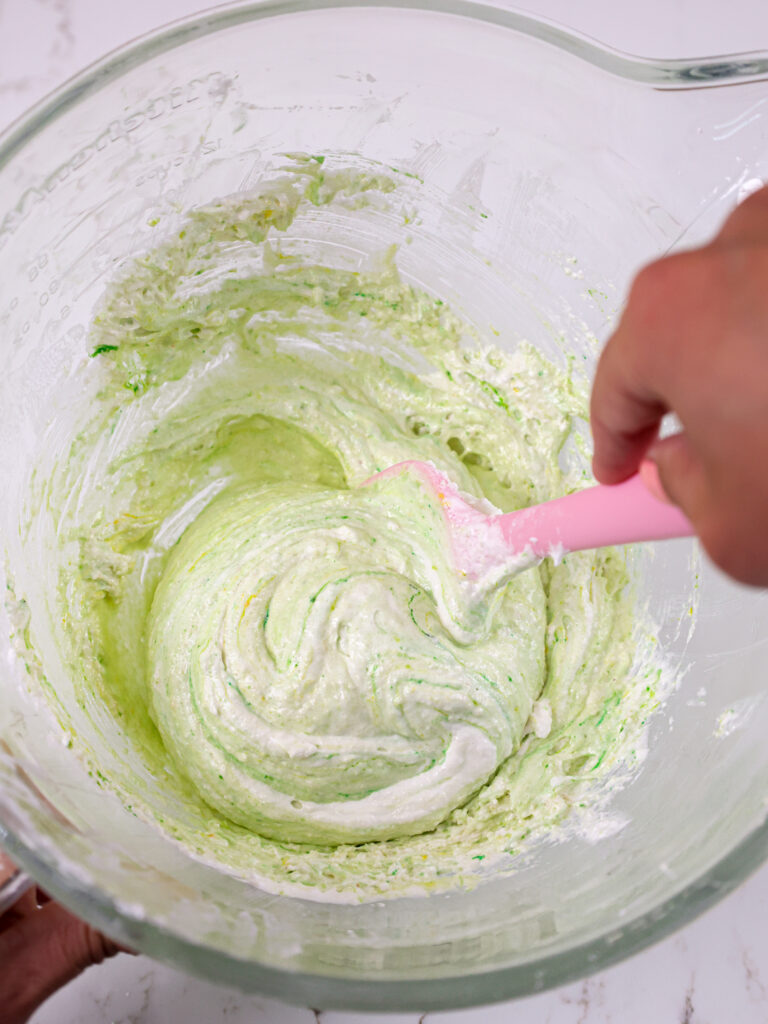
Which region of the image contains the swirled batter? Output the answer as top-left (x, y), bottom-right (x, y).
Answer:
top-left (35, 159), bottom-right (663, 900)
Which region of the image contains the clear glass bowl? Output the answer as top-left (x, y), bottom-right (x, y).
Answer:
top-left (1, 1), bottom-right (768, 1011)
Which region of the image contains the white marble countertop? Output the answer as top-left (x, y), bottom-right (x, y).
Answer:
top-left (2, 1), bottom-right (767, 1021)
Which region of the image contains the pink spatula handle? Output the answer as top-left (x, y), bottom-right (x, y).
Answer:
top-left (496, 463), bottom-right (694, 559)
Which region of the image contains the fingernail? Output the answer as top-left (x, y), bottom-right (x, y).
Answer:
top-left (639, 457), bottom-right (672, 504)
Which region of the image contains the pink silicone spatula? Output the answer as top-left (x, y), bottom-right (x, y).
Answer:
top-left (370, 459), bottom-right (694, 583)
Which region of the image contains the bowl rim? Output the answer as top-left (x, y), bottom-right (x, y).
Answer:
top-left (3, 809), bottom-right (768, 1010)
top-left (1, 0), bottom-right (768, 175)
top-left (2, 0), bottom-right (768, 1011)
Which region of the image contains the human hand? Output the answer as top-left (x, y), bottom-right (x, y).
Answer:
top-left (590, 185), bottom-right (768, 585)
top-left (0, 853), bottom-right (128, 1024)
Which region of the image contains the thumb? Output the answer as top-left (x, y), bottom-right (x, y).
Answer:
top-left (647, 433), bottom-right (710, 525)
top-left (0, 902), bottom-right (126, 1024)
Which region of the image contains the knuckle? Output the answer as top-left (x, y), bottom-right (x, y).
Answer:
top-left (51, 920), bottom-right (92, 973)
top-left (630, 255), bottom-right (677, 306)
top-left (630, 253), bottom-right (694, 309)
top-left (720, 185), bottom-right (768, 240)
top-left (698, 511), bottom-right (762, 585)
top-left (83, 924), bottom-right (117, 965)
top-left (631, 249), bottom-right (720, 314)
top-left (627, 249), bottom-right (727, 358)
top-left (738, 184), bottom-right (768, 214)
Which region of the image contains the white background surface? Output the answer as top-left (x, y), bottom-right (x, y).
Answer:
top-left (1, 1), bottom-right (767, 1021)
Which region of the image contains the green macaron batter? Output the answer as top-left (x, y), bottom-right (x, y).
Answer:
top-left (25, 158), bottom-right (663, 901)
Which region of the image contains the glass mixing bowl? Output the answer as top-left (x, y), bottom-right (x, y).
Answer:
top-left (1, 1), bottom-right (768, 1011)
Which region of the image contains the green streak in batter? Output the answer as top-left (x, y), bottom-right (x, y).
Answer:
top-left (39, 157), bottom-right (660, 899)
